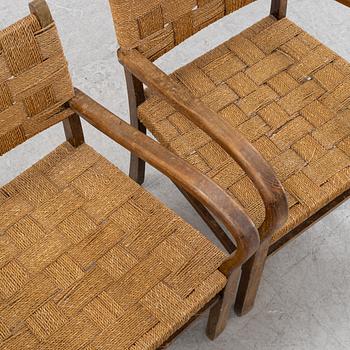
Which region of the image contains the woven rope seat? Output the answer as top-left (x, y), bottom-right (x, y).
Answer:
top-left (138, 16), bottom-right (350, 243)
top-left (0, 142), bottom-right (227, 349)
top-left (0, 7), bottom-right (231, 348)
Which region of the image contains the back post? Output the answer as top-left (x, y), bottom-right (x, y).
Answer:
top-left (29, 0), bottom-right (84, 148)
top-left (29, 0), bottom-right (53, 27)
top-left (270, 0), bottom-right (288, 19)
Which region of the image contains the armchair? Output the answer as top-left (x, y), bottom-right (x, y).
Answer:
top-left (0, 1), bottom-right (259, 348)
top-left (109, 0), bottom-right (350, 317)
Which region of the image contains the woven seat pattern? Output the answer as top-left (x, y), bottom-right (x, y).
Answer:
top-left (0, 142), bottom-right (226, 350)
top-left (109, 0), bottom-right (256, 61)
top-left (138, 16), bottom-right (350, 242)
top-left (0, 15), bottom-right (74, 155)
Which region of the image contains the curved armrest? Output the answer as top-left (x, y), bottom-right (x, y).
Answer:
top-left (69, 89), bottom-right (259, 275)
top-left (118, 48), bottom-right (288, 241)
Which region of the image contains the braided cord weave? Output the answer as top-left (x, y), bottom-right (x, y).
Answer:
top-left (138, 17), bottom-right (350, 243)
top-left (109, 0), bottom-right (256, 60)
top-left (0, 15), bottom-right (74, 155)
top-left (0, 142), bottom-right (226, 349)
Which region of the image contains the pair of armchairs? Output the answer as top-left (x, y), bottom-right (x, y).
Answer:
top-left (0, 0), bottom-right (349, 349)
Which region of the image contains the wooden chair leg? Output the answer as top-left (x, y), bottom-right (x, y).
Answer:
top-left (124, 68), bottom-right (146, 185)
top-left (175, 184), bottom-right (236, 254)
top-left (130, 133), bottom-right (146, 184)
top-left (234, 239), bottom-right (270, 316)
top-left (63, 113), bottom-right (84, 147)
top-left (270, 0), bottom-right (288, 19)
top-left (206, 268), bottom-right (240, 340)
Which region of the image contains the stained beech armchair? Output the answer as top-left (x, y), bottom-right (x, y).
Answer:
top-left (0, 1), bottom-right (260, 348)
top-left (109, 0), bottom-right (350, 317)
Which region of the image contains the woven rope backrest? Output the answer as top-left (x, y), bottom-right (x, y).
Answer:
top-left (0, 14), bottom-right (74, 155)
top-left (109, 0), bottom-right (256, 61)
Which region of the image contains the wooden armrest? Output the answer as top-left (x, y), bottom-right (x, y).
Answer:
top-left (335, 0), bottom-right (350, 7)
top-left (69, 89), bottom-right (260, 275)
top-left (117, 48), bottom-right (288, 241)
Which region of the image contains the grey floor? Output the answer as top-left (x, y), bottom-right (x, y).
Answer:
top-left (1, 0), bottom-right (350, 349)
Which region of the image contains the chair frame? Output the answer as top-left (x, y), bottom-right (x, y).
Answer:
top-left (118, 0), bottom-right (350, 318)
top-left (2, 0), bottom-right (261, 343)
top-left (70, 90), bottom-right (260, 341)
